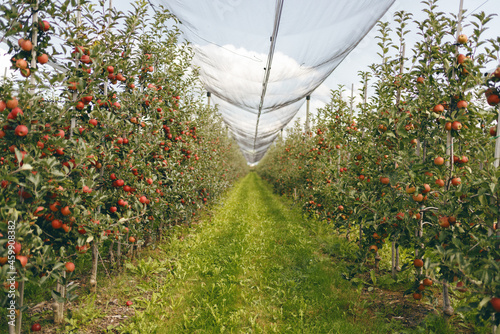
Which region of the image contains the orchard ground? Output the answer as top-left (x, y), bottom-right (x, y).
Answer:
top-left (25, 173), bottom-right (485, 334)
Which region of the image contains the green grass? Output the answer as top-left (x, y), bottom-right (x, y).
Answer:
top-left (111, 173), bottom-right (404, 333)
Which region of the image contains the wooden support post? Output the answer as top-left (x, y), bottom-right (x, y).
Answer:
top-left (207, 91), bottom-right (211, 107)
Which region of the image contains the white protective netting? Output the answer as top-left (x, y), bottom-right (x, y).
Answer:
top-left (149, 0), bottom-right (395, 163)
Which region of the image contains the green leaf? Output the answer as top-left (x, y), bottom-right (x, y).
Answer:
top-left (52, 290), bottom-right (66, 303)
top-left (478, 296), bottom-right (491, 309)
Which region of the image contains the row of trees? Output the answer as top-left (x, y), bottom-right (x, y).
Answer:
top-left (258, 1), bottom-right (500, 331)
top-left (0, 0), bottom-right (247, 332)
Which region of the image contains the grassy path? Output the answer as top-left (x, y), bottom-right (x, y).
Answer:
top-left (114, 173), bottom-right (398, 333)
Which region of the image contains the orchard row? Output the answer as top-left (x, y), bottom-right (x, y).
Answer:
top-left (258, 3), bottom-right (500, 331)
top-left (0, 0), bottom-right (247, 332)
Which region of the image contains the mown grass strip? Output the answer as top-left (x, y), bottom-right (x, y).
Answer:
top-left (102, 173), bottom-right (408, 333)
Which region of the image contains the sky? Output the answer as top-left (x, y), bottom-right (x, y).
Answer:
top-left (1, 0), bottom-right (498, 161)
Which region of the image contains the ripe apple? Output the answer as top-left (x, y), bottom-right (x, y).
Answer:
top-left (51, 219), bottom-right (62, 229)
top-left (413, 259), bottom-right (424, 268)
top-left (451, 121), bottom-right (462, 131)
top-left (13, 242), bottom-right (21, 255)
top-left (423, 278), bottom-right (432, 286)
top-left (82, 95), bottom-right (93, 103)
top-left (457, 34), bottom-right (467, 44)
top-left (61, 206), bottom-right (71, 216)
top-left (439, 216), bottom-right (450, 228)
top-left (490, 126), bottom-right (497, 137)
top-left (451, 177), bottom-right (461, 186)
top-left (110, 206), bottom-right (117, 213)
top-left (89, 119), bottom-right (98, 126)
top-left (15, 58), bottom-right (28, 69)
top-left (6, 98), bottom-right (18, 109)
top-left (416, 76), bottom-right (424, 84)
top-left (126, 300), bottom-right (133, 306)
top-left (487, 94), bottom-right (500, 106)
top-left (36, 53), bottom-right (49, 65)
top-left (435, 179), bottom-right (445, 187)
top-left (31, 323), bottom-right (41, 332)
top-left (434, 157), bottom-right (444, 166)
top-left (65, 262), bottom-right (75, 272)
top-left (39, 20), bottom-right (50, 32)
top-left (9, 107), bottom-right (24, 119)
top-left (16, 255), bottom-right (28, 267)
top-left (338, 205), bottom-right (344, 211)
top-left (456, 100), bottom-right (468, 109)
top-left (380, 177), bottom-right (390, 185)
top-left (412, 194), bottom-right (423, 202)
top-left (406, 185), bottom-right (416, 194)
top-left (422, 184), bottom-right (431, 193)
top-left (433, 104), bottom-right (444, 113)
top-left (413, 292), bottom-right (422, 300)
top-left (20, 39), bottom-right (33, 51)
top-left (80, 54), bottom-right (91, 64)
top-left (116, 179), bottom-right (124, 187)
top-left (14, 125), bottom-right (28, 137)
top-left (491, 297), bottom-right (500, 312)
top-left (129, 236), bottom-right (136, 243)
top-left (106, 65), bottom-right (114, 73)
top-left (139, 196), bottom-right (148, 204)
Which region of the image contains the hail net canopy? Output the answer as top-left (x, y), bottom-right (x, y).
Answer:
top-left (150, 0), bottom-right (395, 163)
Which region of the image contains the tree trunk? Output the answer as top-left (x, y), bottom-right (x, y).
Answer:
top-left (442, 283), bottom-right (454, 317)
top-left (117, 239), bottom-right (122, 269)
top-left (15, 281), bottom-right (25, 334)
top-left (90, 242), bottom-right (98, 293)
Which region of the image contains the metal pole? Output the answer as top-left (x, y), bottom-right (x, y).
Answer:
top-left (207, 91), bottom-right (211, 107)
top-left (349, 86), bottom-right (353, 123)
top-left (494, 107), bottom-right (500, 168)
top-left (305, 95), bottom-right (310, 133)
top-left (29, 0), bottom-right (39, 93)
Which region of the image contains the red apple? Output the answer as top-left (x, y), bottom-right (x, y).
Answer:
top-left (14, 125), bottom-right (28, 137)
top-left (65, 262), bottom-right (75, 272)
